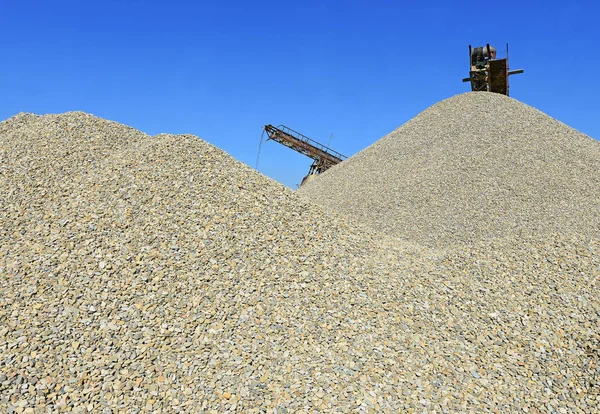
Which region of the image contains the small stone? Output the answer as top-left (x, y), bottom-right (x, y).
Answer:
top-left (239, 387), bottom-right (249, 398)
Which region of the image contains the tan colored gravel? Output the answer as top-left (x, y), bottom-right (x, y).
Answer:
top-left (298, 92), bottom-right (600, 250)
top-left (1, 109), bottom-right (599, 413)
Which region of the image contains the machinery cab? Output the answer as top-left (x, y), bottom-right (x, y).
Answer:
top-left (471, 45), bottom-right (494, 70)
top-left (463, 43), bottom-right (523, 96)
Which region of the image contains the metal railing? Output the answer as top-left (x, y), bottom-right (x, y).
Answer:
top-left (263, 124), bottom-right (346, 169)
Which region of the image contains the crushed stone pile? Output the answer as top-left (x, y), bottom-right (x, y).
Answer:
top-left (1, 111), bottom-right (599, 413)
top-left (298, 92), bottom-right (600, 249)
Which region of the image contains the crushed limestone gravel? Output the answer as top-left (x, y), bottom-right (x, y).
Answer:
top-left (0, 109), bottom-right (599, 413)
top-left (298, 92), bottom-right (600, 250)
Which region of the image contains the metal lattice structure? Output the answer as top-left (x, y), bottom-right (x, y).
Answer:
top-left (263, 124), bottom-right (346, 185)
top-left (462, 43), bottom-right (524, 96)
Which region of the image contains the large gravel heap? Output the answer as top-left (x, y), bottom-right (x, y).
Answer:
top-left (298, 92), bottom-right (600, 249)
top-left (1, 110), bottom-right (599, 413)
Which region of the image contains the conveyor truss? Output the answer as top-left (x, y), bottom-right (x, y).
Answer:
top-left (262, 124), bottom-right (346, 186)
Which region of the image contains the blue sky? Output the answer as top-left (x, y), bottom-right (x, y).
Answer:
top-left (2, 0), bottom-right (598, 188)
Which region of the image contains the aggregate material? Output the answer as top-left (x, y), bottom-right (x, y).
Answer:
top-left (0, 106), bottom-right (599, 413)
top-left (298, 92), bottom-right (600, 249)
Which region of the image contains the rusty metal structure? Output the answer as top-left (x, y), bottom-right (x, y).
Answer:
top-left (462, 43), bottom-right (524, 95)
top-left (263, 124), bottom-right (346, 186)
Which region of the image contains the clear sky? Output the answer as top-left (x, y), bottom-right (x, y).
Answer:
top-left (2, 0), bottom-right (598, 188)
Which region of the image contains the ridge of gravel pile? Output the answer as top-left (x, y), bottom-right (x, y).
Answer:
top-left (297, 92), bottom-right (600, 249)
top-left (1, 112), bottom-right (599, 413)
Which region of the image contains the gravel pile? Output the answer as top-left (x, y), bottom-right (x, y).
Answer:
top-left (298, 92), bottom-right (600, 249)
top-left (1, 111), bottom-right (599, 413)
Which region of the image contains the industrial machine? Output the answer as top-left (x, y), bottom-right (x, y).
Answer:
top-left (261, 124), bottom-right (346, 186)
top-left (462, 43), bottom-right (523, 95)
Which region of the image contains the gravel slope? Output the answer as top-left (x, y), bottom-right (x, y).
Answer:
top-left (298, 92), bottom-right (600, 249)
top-left (1, 111), bottom-right (599, 413)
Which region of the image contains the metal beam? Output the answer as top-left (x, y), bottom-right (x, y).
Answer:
top-left (263, 124), bottom-right (346, 172)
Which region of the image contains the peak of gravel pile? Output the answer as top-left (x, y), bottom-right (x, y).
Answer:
top-left (298, 92), bottom-right (600, 249)
top-left (1, 111), bottom-right (599, 412)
